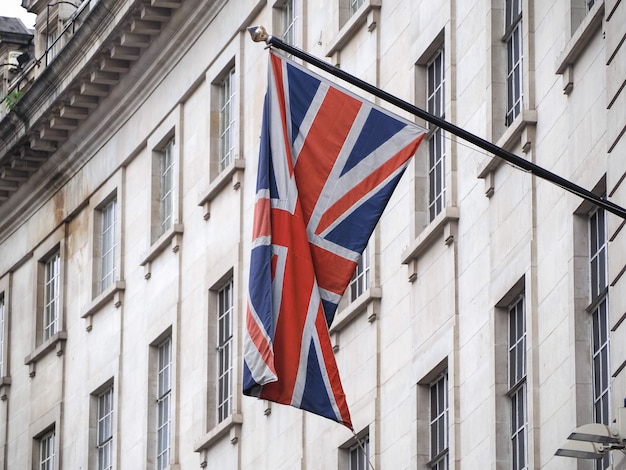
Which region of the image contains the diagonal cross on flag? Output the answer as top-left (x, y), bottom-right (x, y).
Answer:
top-left (243, 50), bottom-right (426, 429)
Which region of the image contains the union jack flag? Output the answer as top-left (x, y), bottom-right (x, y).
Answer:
top-left (243, 50), bottom-right (426, 429)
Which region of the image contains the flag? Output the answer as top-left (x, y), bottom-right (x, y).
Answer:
top-left (243, 50), bottom-right (426, 429)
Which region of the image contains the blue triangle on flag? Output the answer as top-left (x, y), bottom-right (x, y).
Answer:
top-left (341, 107), bottom-right (407, 176)
top-left (300, 339), bottom-right (336, 421)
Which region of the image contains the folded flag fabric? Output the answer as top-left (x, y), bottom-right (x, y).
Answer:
top-left (243, 50), bottom-right (426, 429)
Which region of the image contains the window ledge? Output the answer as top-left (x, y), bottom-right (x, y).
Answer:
top-left (198, 158), bottom-right (245, 220)
top-left (140, 224), bottom-right (184, 279)
top-left (477, 110), bottom-right (537, 194)
top-left (24, 331), bottom-right (68, 376)
top-left (326, 0), bottom-right (382, 57)
top-left (401, 206), bottom-right (459, 281)
top-left (194, 413), bottom-right (243, 454)
top-left (556, 1), bottom-right (604, 75)
top-left (81, 280), bottom-right (126, 330)
top-left (0, 376), bottom-right (10, 400)
top-left (330, 286), bottom-right (381, 334)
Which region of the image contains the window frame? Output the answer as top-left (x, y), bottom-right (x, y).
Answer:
top-left (156, 336), bottom-right (172, 470)
top-left (218, 68), bottom-right (236, 173)
top-left (587, 204), bottom-right (611, 470)
top-left (96, 385), bottom-right (114, 470)
top-left (37, 428), bottom-right (56, 470)
top-left (349, 0), bottom-right (366, 17)
top-left (426, 47), bottom-right (446, 221)
top-left (428, 373), bottom-right (449, 469)
top-left (348, 242), bottom-right (370, 303)
top-left (25, 229), bottom-right (68, 373)
top-left (82, 176), bottom-right (125, 322)
top-left (348, 435), bottom-right (369, 470)
top-left (157, 137), bottom-right (176, 238)
top-left (216, 278), bottom-right (234, 424)
top-left (42, 249), bottom-right (61, 342)
top-left (280, 0), bottom-right (297, 46)
top-left (142, 107), bottom-right (184, 277)
top-left (0, 292), bottom-right (5, 378)
top-left (507, 295), bottom-right (528, 470)
top-left (98, 196), bottom-right (118, 294)
top-left (207, 58), bottom-right (242, 187)
top-left (502, 0), bottom-right (523, 126)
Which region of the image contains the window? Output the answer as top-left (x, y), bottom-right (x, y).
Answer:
top-left (43, 250), bottom-right (60, 341)
top-left (0, 293), bottom-right (4, 377)
top-left (99, 197), bottom-right (117, 293)
top-left (158, 138), bottom-right (175, 237)
top-left (218, 69), bottom-right (236, 172)
top-left (349, 0), bottom-right (365, 16)
top-left (426, 48), bottom-right (446, 221)
top-left (156, 337), bottom-right (171, 470)
top-left (97, 386), bottom-right (114, 470)
top-left (589, 205), bottom-right (610, 470)
top-left (503, 0), bottom-right (523, 126)
top-left (38, 429), bottom-right (55, 470)
top-left (348, 435), bottom-right (369, 470)
top-left (429, 373), bottom-right (448, 469)
top-left (217, 280), bottom-right (234, 423)
top-left (281, 0), bottom-right (297, 45)
top-left (46, 27), bottom-right (60, 64)
top-left (508, 295), bottom-right (527, 470)
top-left (349, 243), bottom-right (370, 302)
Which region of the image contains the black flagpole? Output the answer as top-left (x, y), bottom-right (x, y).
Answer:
top-left (248, 26), bottom-right (626, 220)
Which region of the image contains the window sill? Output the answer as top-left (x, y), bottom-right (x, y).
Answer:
top-left (24, 331), bottom-right (68, 377)
top-left (477, 110), bottom-right (537, 196)
top-left (330, 286), bottom-right (381, 335)
top-left (194, 413), bottom-right (243, 454)
top-left (0, 376), bottom-right (10, 400)
top-left (198, 158), bottom-right (245, 220)
top-left (326, 0), bottom-right (382, 57)
top-left (401, 206), bottom-right (459, 282)
top-left (556, 1), bottom-right (604, 93)
top-left (140, 224), bottom-right (184, 279)
top-left (81, 280), bottom-right (126, 331)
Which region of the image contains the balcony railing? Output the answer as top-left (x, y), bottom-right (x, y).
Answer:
top-left (1, 0), bottom-right (96, 117)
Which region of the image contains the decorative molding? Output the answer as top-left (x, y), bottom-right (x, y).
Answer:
top-left (140, 224), bottom-right (184, 279)
top-left (555, 1), bottom-right (605, 77)
top-left (198, 158), bottom-right (245, 220)
top-left (477, 110), bottom-right (537, 192)
top-left (330, 286), bottom-right (382, 335)
top-left (326, 0), bottom-right (382, 58)
top-left (401, 206), bottom-right (460, 281)
top-left (24, 331), bottom-right (68, 376)
top-left (194, 413), bottom-right (243, 454)
top-left (81, 280), bottom-right (126, 330)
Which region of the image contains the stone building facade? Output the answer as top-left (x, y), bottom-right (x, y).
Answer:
top-left (0, 0), bottom-right (624, 469)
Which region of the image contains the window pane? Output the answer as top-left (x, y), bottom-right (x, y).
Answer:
top-left (426, 49), bottom-right (446, 221)
top-left (429, 373), bottom-right (448, 465)
top-left (100, 199), bottom-right (117, 292)
top-left (349, 243), bottom-right (370, 302)
top-left (219, 69), bottom-right (236, 171)
top-left (159, 138), bottom-right (175, 235)
top-left (217, 280), bottom-right (234, 422)
top-left (157, 337), bottom-right (171, 469)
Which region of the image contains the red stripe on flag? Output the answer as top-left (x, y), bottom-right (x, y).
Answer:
top-left (246, 306), bottom-right (276, 375)
top-left (252, 197), bottom-right (271, 239)
top-left (316, 135), bottom-right (425, 234)
top-left (270, 53), bottom-right (295, 178)
top-left (260, 204), bottom-right (314, 403)
top-left (295, 87), bottom-right (362, 226)
top-left (314, 304), bottom-right (352, 428)
top-left (310, 243), bottom-right (357, 296)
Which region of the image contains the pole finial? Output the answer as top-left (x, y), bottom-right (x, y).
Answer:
top-left (248, 25), bottom-right (269, 43)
